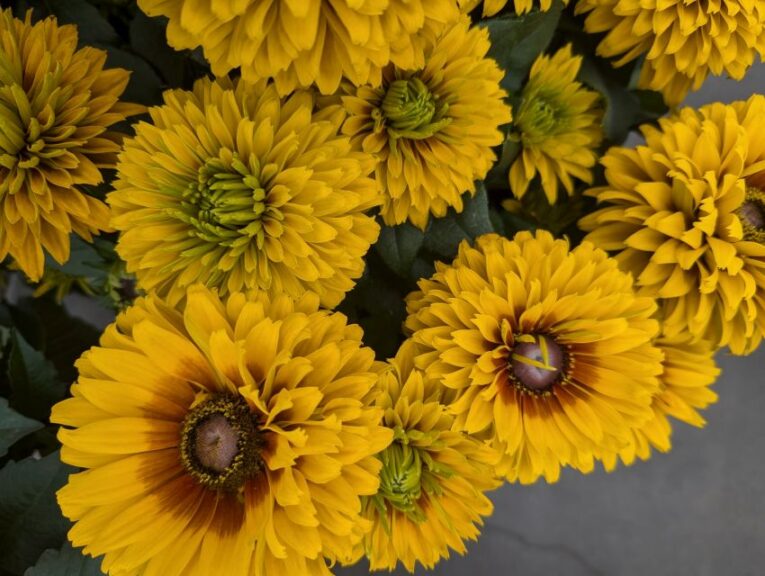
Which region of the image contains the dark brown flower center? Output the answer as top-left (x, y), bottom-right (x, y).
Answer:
top-left (510, 335), bottom-right (565, 393)
top-left (739, 187), bottom-right (765, 244)
top-left (180, 395), bottom-right (264, 492)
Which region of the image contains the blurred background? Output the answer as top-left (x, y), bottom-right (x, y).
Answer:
top-left (44, 63), bottom-right (765, 576)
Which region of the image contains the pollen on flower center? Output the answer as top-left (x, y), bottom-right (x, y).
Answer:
top-left (380, 77), bottom-right (451, 141)
top-left (739, 187), bottom-right (765, 242)
top-left (180, 152), bottom-right (269, 242)
top-left (510, 334), bottom-right (565, 394)
top-left (180, 395), bottom-right (264, 492)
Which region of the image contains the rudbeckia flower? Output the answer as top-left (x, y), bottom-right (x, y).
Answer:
top-left (137, 0), bottom-right (460, 95)
top-left (507, 45), bottom-right (603, 205)
top-left (576, 0), bottom-right (765, 105)
top-left (580, 95), bottom-right (765, 354)
top-left (51, 285), bottom-right (393, 576)
top-left (0, 9), bottom-right (143, 281)
top-left (601, 334), bottom-right (719, 470)
top-left (109, 77), bottom-right (380, 309)
top-left (405, 231), bottom-right (663, 483)
top-left (341, 16), bottom-right (511, 229)
top-left (361, 341), bottom-right (499, 572)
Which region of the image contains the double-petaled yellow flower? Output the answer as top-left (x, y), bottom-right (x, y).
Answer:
top-left (110, 77), bottom-right (380, 309)
top-left (405, 230), bottom-right (663, 484)
top-left (137, 0), bottom-right (459, 95)
top-left (341, 16), bottom-right (511, 229)
top-left (0, 9), bottom-right (142, 281)
top-left (52, 285), bottom-right (393, 576)
top-left (507, 45), bottom-right (603, 205)
top-left (576, 0), bottom-right (765, 105)
top-left (580, 95), bottom-right (765, 354)
top-left (460, 0), bottom-right (568, 16)
top-left (360, 341), bottom-right (499, 572)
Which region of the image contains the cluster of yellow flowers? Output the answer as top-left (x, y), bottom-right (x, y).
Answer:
top-left (0, 0), bottom-right (763, 574)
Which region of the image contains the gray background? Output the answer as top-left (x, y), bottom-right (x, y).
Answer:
top-left (63, 65), bottom-right (765, 576)
top-left (337, 63), bottom-right (765, 576)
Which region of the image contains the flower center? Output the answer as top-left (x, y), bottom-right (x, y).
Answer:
top-left (509, 334), bottom-right (565, 394)
top-left (515, 94), bottom-right (566, 144)
top-left (377, 442), bottom-right (424, 519)
top-left (380, 77), bottom-right (451, 143)
top-left (180, 395), bottom-right (264, 492)
top-left (179, 151), bottom-right (273, 246)
top-left (739, 187), bottom-right (765, 243)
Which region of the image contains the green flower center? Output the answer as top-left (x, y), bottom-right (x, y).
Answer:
top-left (515, 93), bottom-right (566, 144)
top-left (177, 151), bottom-right (276, 247)
top-left (739, 187), bottom-right (765, 243)
top-left (378, 77), bottom-right (451, 144)
top-left (180, 395), bottom-right (265, 492)
top-left (509, 334), bottom-right (566, 395)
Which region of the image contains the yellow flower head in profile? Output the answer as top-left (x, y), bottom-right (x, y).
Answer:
top-left (460, 0), bottom-right (568, 16)
top-left (580, 95), bottom-right (765, 355)
top-left (341, 17), bottom-right (511, 229)
top-left (51, 285), bottom-right (393, 576)
top-left (507, 44), bottom-right (603, 205)
top-left (601, 334), bottom-right (719, 470)
top-left (0, 9), bottom-right (143, 281)
top-left (137, 0), bottom-right (459, 95)
top-left (405, 231), bottom-right (664, 484)
top-left (109, 77), bottom-right (380, 309)
top-left (576, 0), bottom-right (765, 106)
top-left (361, 341), bottom-right (498, 572)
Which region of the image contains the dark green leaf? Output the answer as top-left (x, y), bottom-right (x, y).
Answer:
top-left (7, 331), bottom-right (64, 422)
top-left (484, 135), bottom-right (521, 192)
top-left (129, 13), bottom-right (196, 88)
top-left (0, 452), bottom-right (75, 575)
top-left (104, 47), bottom-right (164, 106)
top-left (374, 223), bottom-right (425, 278)
top-left (25, 543), bottom-right (104, 576)
top-left (46, 0), bottom-right (119, 46)
top-left (481, 3), bottom-right (563, 93)
top-left (0, 399), bottom-right (43, 458)
top-left (423, 184), bottom-right (496, 259)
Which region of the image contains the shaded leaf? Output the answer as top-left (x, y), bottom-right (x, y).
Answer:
top-left (374, 223), bottom-right (425, 278)
top-left (0, 399), bottom-right (43, 458)
top-left (25, 543), bottom-right (104, 576)
top-left (0, 452), bottom-right (75, 575)
top-left (104, 47), bottom-right (164, 106)
top-left (423, 184), bottom-right (496, 259)
top-left (482, 2), bottom-right (563, 93)
top-left (7, 331), bottom-right (64, 422)
top-left (46, 0), bottom-right (119, 46)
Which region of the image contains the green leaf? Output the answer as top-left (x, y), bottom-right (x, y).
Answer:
top-left (7, 331), bottom-right (64, 422)
top-left (0, 399), bottom-right (43, 458)
top-left (25, 543), bottom-right (104, 576)
top-left (484, 135), bottom-right (521, 192)
top-left (0, 452), bottom-right (75, 575)
top-left (104, 47), bottom-right (164, 106)
top-left (374, 223), bottom-right (425, 278)
top-left (423, 184), bottom-right (496, 259)
top-left (481, 2), bottom-right (563, 93)
top-left (46, 0), bottom-right (119, 46)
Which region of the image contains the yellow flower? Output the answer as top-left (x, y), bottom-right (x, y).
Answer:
top-left (459, 0), bottom-right (568, 15)
top-left (601, 334), bottom-right (719, 470)
top-left (361, 341), bottom-right (499, 572)
top-left (579, 95), bottom-right (765, 355)
top-left (507, 45), bottom-right (603, 205)
top-left (0, 9), bottom-right (143, 281)
top-left (341, 16), bottom-right (511, 229)
top-left (405, 231), bottom-right (663, 484)
top-left (137, 0), bottom-right (459, 95)
top-left (576, 0), bottom-right (765, 106)
top-left (51, 285), bottom-right (393, 576)
top-left (109, 77), bottom-right (380, 309)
